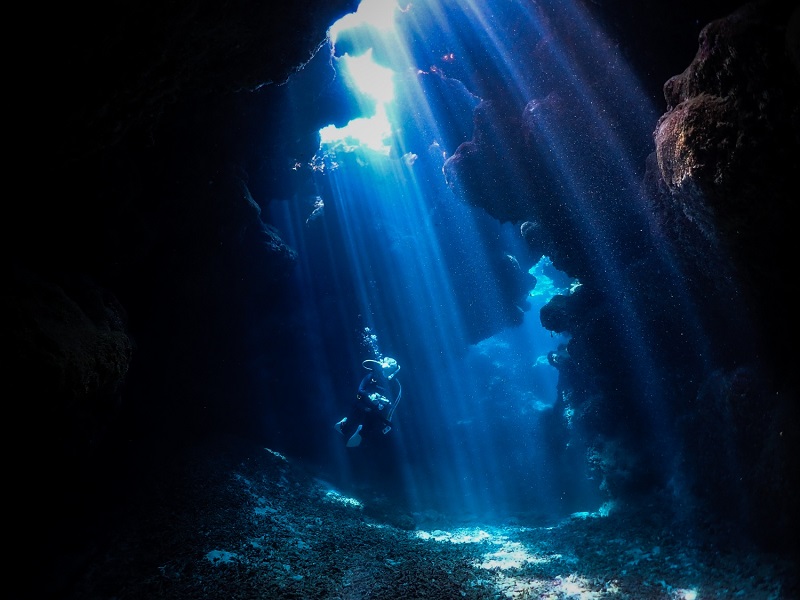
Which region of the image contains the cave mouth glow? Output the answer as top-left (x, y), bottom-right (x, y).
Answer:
top-left (273, 0), bottom-right (677, 526)
top-left (318, 0), bottom-right (402, 155)
top-left (318, 50), bottom-right (395, 154)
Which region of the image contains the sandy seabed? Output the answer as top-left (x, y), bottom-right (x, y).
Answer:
top-left (51, 437), bottom-right (797, 600)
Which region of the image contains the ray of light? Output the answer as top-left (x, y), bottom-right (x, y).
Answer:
top-left (277, 0), bottom-right (721, 520)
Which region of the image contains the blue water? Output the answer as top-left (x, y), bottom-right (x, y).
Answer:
top-left (269, 152), bottom-right (592, 520)
top-left (267, 0), bottom-right (669, 522)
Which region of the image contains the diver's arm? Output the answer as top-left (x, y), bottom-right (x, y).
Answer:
top-left (357, 373), bottom-right (374, 398)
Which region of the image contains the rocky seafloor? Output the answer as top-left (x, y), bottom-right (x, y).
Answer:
top-left (47, 436), bottom-right (797, 600)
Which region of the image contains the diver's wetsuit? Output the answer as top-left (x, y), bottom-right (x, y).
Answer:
top-left (340, 371), bottom-right (401, 445)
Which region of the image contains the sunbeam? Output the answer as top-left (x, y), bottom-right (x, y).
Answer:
top-left (272, 0), bottom-right (621, 521)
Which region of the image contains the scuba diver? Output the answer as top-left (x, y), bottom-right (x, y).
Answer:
top-left (334, 357), bottom-right (402, 448)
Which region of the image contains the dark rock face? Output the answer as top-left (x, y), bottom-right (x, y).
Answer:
top-left (445, 0), bottom-right (799, 550)
top-left (651, 0), bottom-right (799, 371)
top-left (11, 0), bottom-right (357, 445)
top-left (644, 1), bottom-right (800, 548)
top-left (679, 366), bottom-right (798, 544)
top-left (6, 266), bottom-right (133, 462)
top-left (539, 294), bottom-right (574, 334)
top-left (10, 1), bottom-right (358, 589)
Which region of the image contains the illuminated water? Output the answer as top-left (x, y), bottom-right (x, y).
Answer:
top-left (269, 0), bottom-right (669, 521)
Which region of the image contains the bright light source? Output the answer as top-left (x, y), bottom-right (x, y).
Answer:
top-left (319, 1), bottom-right (401, 155)
top-left (329, 0), bottom-right (400, 45)
top-left (343, 49), bottom-right (395, 103)
top-left (319, 104), bottom-right (392, 154)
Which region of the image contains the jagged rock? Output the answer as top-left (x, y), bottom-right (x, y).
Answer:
top-left (649, 0), bottom-right (799, 365)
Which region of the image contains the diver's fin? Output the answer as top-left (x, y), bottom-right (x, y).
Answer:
top-left (334, 417), bottom-right (347, 434)
top-left (346, 424), bottom-right (363, 447)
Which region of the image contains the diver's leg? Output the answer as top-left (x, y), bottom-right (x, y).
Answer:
top-left (334, 417), bottom-right (348, 434)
